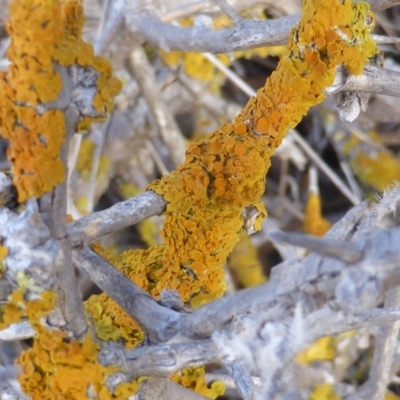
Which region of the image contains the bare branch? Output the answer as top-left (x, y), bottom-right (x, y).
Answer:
top-left (269, 230), bottom-right (363, 263)
top-left (127, 0), bottom-right (400, 54)
top-left (224, 361), bottom-right (255, 400)
top-left (305, 307), bottom-right (400, 340)
top-left (369, 0), bottom-right (400, 11)
top-left (72, 247), bottom-right (180, 343)
top-left (334, 64), bottom-right (400, 98)
top-left (100, 339), bottom-right (219, 378)
top-left (95, 0), bottom-right (126, 54)
top-left (0, 321), bottom-right (35, 341)
top-left (68, 190), bottom-right (166, 249)
top-left (357, 288), bottom-right (400, 400)
top-left (127, 12), bottom-right (299, 53)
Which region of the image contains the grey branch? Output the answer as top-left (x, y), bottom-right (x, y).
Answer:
top-left (100, 339), bottom-right (219, 378)
top-left (72, 247), bottom-right (180, 343)
top-left (128, 12), bottom-right (298, 52)
top-left (357, 288), bottom-right (400, 400)
top-left (335, 64), bottom-right (400, 98)
top-left (126, 0), bottom-right (400, 54)
top-left (68, 190), bottom-right (166, 248)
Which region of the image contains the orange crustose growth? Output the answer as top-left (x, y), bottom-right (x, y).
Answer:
top-left (0, 0), bottom-right (121, 202)
top-left (141, 0), bottom-right (378, 306)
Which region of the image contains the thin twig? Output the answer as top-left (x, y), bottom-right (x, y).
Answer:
top-left (86, 121), bottom-right (110, 213)
top-left (129, 46), bottom-right (186, 167)
top-left (212, 0), bottom-right (241, 23)
top-left (224, 360), bottom-right (255, 399)
top-left (145, 140), bottom-right (170, 176)
top-left (290, 130), bottom-right (360, 205)
top-left (94, 0), bottom-right (127, 54)
top-left (357, 288), bottom-right (400, 400)
top-left (68, 190), bottom-right (166, 248)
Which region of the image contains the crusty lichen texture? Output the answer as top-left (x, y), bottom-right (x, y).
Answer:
top-left (0, 0), bottom-right (121, 202)
top-left (144, 0), bottom-right (378, 306)
top-left (2, 289), bottom-right (138, 400)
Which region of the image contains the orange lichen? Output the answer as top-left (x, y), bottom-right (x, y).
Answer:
top-left (228, 235), bottom-right (266, 288)
top-left (303, 192), bottom-right (331, 237)
top-left (18, 325), bottom-right (133, 400)
top-left (145, 0), bottom-right (378, 306)
top-left (83, 245), bottom-right (225, 398)
top-left (4, 288), bottom-right (139, 399)
top-left (0, 0), bottom-right (121, 202)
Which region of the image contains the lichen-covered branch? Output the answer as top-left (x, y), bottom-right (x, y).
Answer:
top-left (0, 0), bottom-right (121, 202)
top-left (141, 0), bottom-right (379, 307)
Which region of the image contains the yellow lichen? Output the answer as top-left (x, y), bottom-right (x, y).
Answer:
top-left (75, 138), bottom-right (112, 182)
top-left (0, 0), bottom-right (121, 202)
top-left (303, 192), bottom-right (331, 237)
top-left (171, 367), bottom-right (225, 399)
top-left (228, 235), bottom-right (266, 287)
top-left (309, 384), bottom-right (341, 400)
top-left (296, 336), bottom-right (336, 365)
top-left (84, 292), bottom-right (145, 348)
top-left (386, 392), bottom-right (400, 400)
top-left (12, 0), bottom-right (380, 397)
top-left (335, 129), bottom-right (400, 194)
top-left (351, 149), bottom-right (400, 193)
top-left (75, 138), bottom-right (96, 180)
top-left (0, 238), bottom-right (8, 261)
